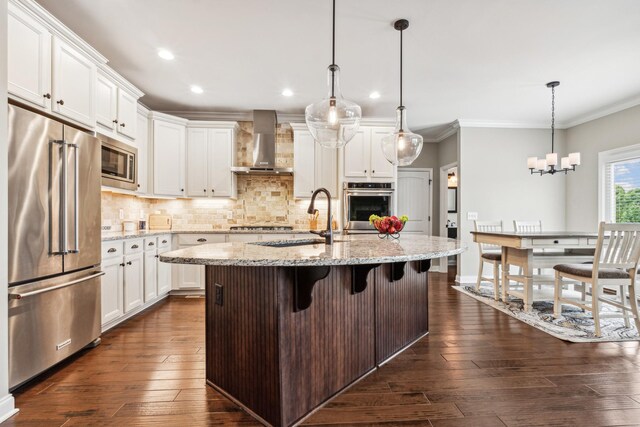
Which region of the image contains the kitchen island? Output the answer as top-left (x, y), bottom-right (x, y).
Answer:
top-left (160, 235), bottom-right (465, 427)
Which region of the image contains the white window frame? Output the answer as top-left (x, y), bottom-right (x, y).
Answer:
top-left (598, 143), bottom-right (640, 223)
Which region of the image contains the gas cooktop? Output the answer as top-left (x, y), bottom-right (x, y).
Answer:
top-left (229, 226), bottom-right (294, 231)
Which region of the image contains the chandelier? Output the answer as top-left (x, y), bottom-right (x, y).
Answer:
top-left (527, 81), bottom-right (580, 175)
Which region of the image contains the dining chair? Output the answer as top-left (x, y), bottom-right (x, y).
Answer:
top-left (474, 220), bottom-right (503, 300)
top-left (553, 222), bottom-right (640, 337)
top-left (513, 220), bottom-right (542, 233)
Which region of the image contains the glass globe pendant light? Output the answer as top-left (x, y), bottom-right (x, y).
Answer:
top-left (381, 19), bottom-right (423, 166)
top-left (305, 0), bottom-right (361, 149)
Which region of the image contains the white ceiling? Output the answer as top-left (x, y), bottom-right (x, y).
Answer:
top-left (37, 0), bottom-right (640, 138)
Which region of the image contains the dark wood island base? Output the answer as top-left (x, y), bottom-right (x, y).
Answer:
top-left (204, 260), bottom-right (431, 427)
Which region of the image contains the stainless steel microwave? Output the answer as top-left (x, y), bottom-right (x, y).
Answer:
top-left (100, 134), bottom-right (138, 191)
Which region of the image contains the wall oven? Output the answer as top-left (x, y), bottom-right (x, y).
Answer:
top-left (343, 182), bottom-right (394, 233)
top-left (100, 134), bottom-right (138, 191)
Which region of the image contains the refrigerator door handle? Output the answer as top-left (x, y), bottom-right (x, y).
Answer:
top-left (8, 271), bottom-right (105, 300)
top-left (50, 140), bottom-right (67, 255)
top-left (68, 143), bottom-right (79, 254)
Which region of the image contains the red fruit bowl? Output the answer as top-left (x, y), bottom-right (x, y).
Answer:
top-left (369, 215), bottom-right (408, 239)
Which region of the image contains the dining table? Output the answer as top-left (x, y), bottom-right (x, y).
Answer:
top-left (471, 231), bottom-right (599, 311)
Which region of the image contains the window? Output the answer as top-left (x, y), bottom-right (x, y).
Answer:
top-left (600, 145), bottom-right (640, 223)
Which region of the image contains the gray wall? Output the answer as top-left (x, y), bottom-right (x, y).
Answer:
top-left (565, 105), bottom-right (640, 231)
top-left (1, 0), bottom-right (16, 420)
top-left (457, 127), bottom-right (567, 281)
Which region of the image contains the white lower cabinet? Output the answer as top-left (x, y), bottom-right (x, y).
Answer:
top-left (101, 255), bottom-right (124, 325)
top-left (173, 234), bottom-right (225, 290)
top-left (101, 234), bottom-right (172, 331)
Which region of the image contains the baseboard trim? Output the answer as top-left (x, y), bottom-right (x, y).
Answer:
top-left (0, 394), bottom-right (18, 423)
top-left (456, 275), bottom-right (477, 284)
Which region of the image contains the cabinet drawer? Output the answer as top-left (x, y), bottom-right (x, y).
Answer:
top-left (144, 237), bottom-right (158, 251)
top-left (178, 234), bottom-right (226, 245)
top-left (101, 241), bottom-right (123, 259)
top-left (124, 238), bottom-right (144, 254)
top-left (532, 238), bottom-right (580, 247)
top-left (157, 234), bottom-right (172, 249)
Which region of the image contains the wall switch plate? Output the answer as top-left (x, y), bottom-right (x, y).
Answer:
top-left (215, 284), bottom-right (223, 306)
top-left (119, 209), bottom-right (124, 220)
top-left (467, 212), bottom-right (478, 220)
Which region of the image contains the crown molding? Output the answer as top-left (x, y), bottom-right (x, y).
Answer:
top-left (98, 66), bottom-right (144, 98)
top-left (162, 111), bottom-right (252, 121)
top-left (456, 119), bottom-right (554, 129)
top-left (186, 120), bottom-right (239, 130)
top-left (149, 111), bottom-right (189, 125)
top-left (12, 0), bottom-right (107, 65)
top-left (563, 95), bottom-right (640, 129)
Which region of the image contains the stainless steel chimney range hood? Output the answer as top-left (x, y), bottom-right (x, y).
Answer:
top-left (231, 110), bottom-right (293, 175)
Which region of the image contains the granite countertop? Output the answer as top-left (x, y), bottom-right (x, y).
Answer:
top-left (102, 229), bottom-right (313, 242)
top-left (471, 231), bottom-right (598, 238)
top-left (159, 235), bottom-right (466, 267)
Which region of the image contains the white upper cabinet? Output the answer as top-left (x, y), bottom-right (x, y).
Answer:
top-left (116, 89), bottom-right (137, 139)
top-left (343, 126), bottom-right (395, 181)
top-left (343, 129), bottom-right (369, 178)
top-left (186, 123), bottom-right (238, 198)
top-left (293, 129), bottom-right (316, 198)
top-left (369, 127), bottom-right (395, 178)
top-left (96, 71), bottom-right (117, 130)
top-left (186, 128), bottom-right (209, 197)
top-left (135, 105), bottom-right (150, 194)
top-left (51, 37), bottom-right (96, 128)
top-left (292, 124), bottom-right (338, 198)
top-left (209, 128), bottom-right (236, 197)
top-left (152, 114), bottom-right (187, 197)
top-left (7, 3), bottom-right (51, 109)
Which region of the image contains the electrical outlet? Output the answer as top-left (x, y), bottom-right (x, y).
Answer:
top-left (215, 284), bottom-right (224, 306)
top-left (119, 209), bottom-right (124, 220)
top-left (467, 212), bottom-right (478, 221)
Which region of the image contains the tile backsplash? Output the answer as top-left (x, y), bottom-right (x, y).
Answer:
top-left (102, 121), bottom-right (337, 231)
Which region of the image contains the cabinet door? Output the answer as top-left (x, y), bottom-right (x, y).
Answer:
top-left (101, 256), bottom-right (124, 325)
top-left (175, 248), bottom-right (204, 290)
top-left (293, 130), bottom-right (316, 198)
top-left (7, 4), bottom-right (51, 109)
top-left (51, 37), bottom-right (96, 128)
top-left (369, 127), bottom-right (395, 178)
top-left (144, 250), bottom-right (158, 302)
top-left (157, 252), bottom-right (172, 295)
top-left (135, 110), bottom-right (149, 194)
top-left (315, 143), bottom-right (338, 195)
top-left (96, 72), bottom-right (117, 130)
top-left (186, 128), bottom-right (209, 197)
top-left (343, 128), bottom-right (369, 178)
top-left (124, 253), bottom-right (144, 312)
top-left (209, 129), bottom-right (235, 197)
top-left (117, 89), bottom-right (137, 139)
top-left (153, 120), bottom-right (185, 196)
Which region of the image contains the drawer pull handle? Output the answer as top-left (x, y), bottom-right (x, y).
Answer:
top-left (120, 263), bottom-right (125, 267)
top-left (126, 261), bottom-right (132, 266)
top-left (155, 255), bottom-right (159, 258)
top-left (131, 244), bottom-right (139, 249)
top-left (197, 238), bottom-right (207, 243)
top-left (162, 240), bottom-right (168, 244)
top-left (148, 242), bottom-right (155, 246)
top-left (43, 93), bottom-right (51, 99)
top-left (107, 248), bottom-right (117, 253)
top-left (553, 240), bottom-right (559, 244)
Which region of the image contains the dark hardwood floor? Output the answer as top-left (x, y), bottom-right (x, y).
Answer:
top-left (4, 268), bottom-right (640, 426)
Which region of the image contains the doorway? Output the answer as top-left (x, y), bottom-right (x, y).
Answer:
top-left (397, 169), bottom-right (432, 235)
top-left (440, 163), bottom-right (458, 272)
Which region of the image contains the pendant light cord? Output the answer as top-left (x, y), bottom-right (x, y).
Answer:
top-left (330, 0), bottom-right (336, 98)
top-left (399, 26), bottom-right (403, 108)
top-left (551, 84), bottom-right (555, 153)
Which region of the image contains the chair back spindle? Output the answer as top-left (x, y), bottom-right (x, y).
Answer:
top-left (514, 220), bottom-right (542, 233)
top-left (474, 220), bottom-right (503, 254)
top-left (594, 222), bottom-right (640, 275)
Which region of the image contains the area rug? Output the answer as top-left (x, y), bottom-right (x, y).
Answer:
top-left (453, 284), bottom-right (640, 342)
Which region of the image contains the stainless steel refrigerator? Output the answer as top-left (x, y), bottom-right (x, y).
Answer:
top-left (7, 104), bottom-right (103, 390)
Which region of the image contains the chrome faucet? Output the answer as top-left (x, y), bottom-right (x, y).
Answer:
top-left (307, 188), bottom-right (333, 245)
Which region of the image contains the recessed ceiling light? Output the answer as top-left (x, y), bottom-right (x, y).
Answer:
top-left (157, 49), bottom-right (175, 60)
top-left (282, 89), bottom-right (294, 97)
top-left (190, 85), bottom-right (204, 94)
top-left (369, 91), bottom-right (381, 99)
